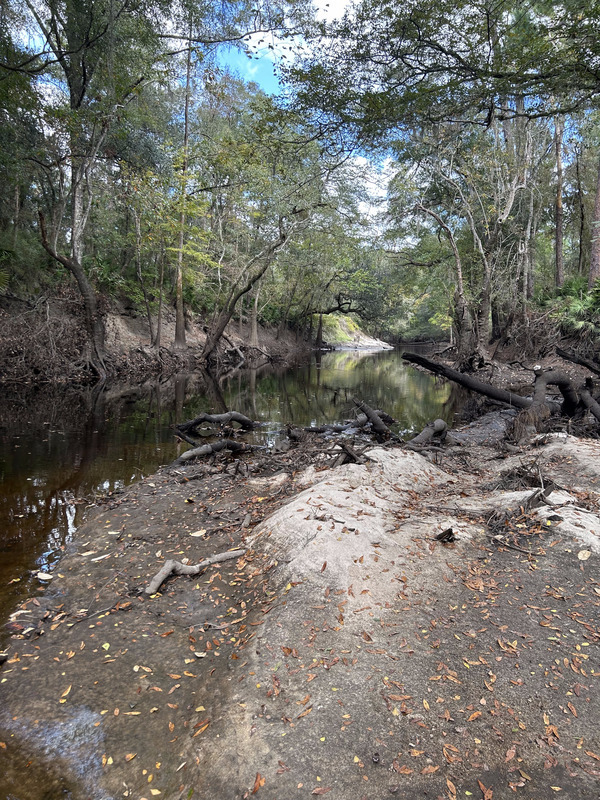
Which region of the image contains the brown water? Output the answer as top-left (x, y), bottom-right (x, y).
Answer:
top-left (0, 349), bottom-right (459, 647)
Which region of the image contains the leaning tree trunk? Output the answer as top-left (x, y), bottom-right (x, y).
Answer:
top-left (39, 211), bottom-right (107, 378)
top-left (201, 226), bottom-right (292, 363)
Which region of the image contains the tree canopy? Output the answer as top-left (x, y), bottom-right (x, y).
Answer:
top-left (2, 0), bottom-right (600, 375)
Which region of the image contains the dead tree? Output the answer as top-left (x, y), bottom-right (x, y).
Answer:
top-left (402, 353), bottom-right (531, 409)
top-left (403, 352), bottom-right (600, 433)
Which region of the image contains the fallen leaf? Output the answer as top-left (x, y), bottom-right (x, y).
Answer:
top-left (311, 788), bottom-right (332, 795)
top-left (125, 753), bottom-right (137, 762)
top-left (477, 779), bottom-right (493, 799)
top-left (577, 550), bottom-right (591, 561)
top-left (251, 773), bottom-right (265, 794)
top-left (468, 711), bottom-right (482, 721)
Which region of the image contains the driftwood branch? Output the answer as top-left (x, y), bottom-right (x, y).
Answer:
top-left (556, 347), bottom-right (600, 377)
top-left (407, 418), bottom-right (460, 449)
top-left (332, 441), bottom-right (370, 467)
top-left (174, 439), bottom-right (265, 465)
top-left (145, 549), bottom-right (246, 595)
top-left (177, 411), bottom-right (257, 435)
top-left (302, 410), bottom-right (396, 435)
top-left (352, 397), bottom-right (396, 439)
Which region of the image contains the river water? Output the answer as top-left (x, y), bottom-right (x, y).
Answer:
top-left (0, 348), bottom-right (460, 645)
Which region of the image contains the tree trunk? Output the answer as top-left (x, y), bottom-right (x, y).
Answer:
top-left (588, 156), bottom-right (600, 289)
top-left (575, 149), bottom-right (586, 275)
top-left (414, 204), bottom-right (472, 357)
top-left (554, 116), bottom-right (564, 289)
top-left (174, 33), bottom-right (193, 350)
top-left (201, 226), bottom-right (291, 362)
top-left (315, 313), bottom-right (324, 349)
top-left (476, 276), bottom-right (492, 350)
top-left (39, 212), bottom-right (107, 377)
top-left (249, 284), bottom-right (260, 348)
top-left (402, 352), bottom-right (531, 409)
top-left (134, 210), bottom-right (154, 344)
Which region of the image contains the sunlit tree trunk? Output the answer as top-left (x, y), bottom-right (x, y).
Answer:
top-left (588, 156), bottom-right (600, 289)
top-left (174, 33), bottom-right (193, 350)
top-left (554, 116), bottom-right (564, 289)
top-left (250, 284), bottom-right (260, 348)
top-left (575, 148), bottom-right (586, 275)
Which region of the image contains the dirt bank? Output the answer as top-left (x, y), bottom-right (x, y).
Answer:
top-left (1, 420), bottom-right (599, 800)
top-left (0, 293), bottom-right (310, 384)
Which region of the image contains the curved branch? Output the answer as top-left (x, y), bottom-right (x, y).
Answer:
top-left (145, 549), bottom-right (246, 595)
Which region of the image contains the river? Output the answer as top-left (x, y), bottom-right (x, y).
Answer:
top-left (0, 348), bottom-right (460, 647)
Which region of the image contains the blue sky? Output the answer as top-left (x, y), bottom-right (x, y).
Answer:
top-left (217, 43), bottom-right (283, 94)
top-left (217, 0), bottom-right (350, 95)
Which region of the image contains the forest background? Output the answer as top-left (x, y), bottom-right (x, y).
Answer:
top-left (2, 0), bottom-right (600, 380)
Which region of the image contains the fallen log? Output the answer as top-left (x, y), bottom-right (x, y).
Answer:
top-left (174, 439), bottom-right (265, 465)
top-left (403, 353), bottom-right (592, 435)
top-left (145, 549), bottom-right (246, 595)
top-left (302, 410), bottom-right (396, 435)
top-left (406, 418), bottom-right (460, 449)
top-left (177, 411), bottom-right (257, 435)
top-left (352, 397), bottom-right (396, 439)
top-left (402, 353), bottom-right (531, 409)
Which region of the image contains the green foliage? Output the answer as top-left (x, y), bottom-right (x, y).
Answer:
top-left (3, 0), bottom-right (600, 355)
top-left (546, 277), bottom-right (600, 339)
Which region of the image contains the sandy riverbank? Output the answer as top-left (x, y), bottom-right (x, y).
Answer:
top-left (1, 413), bottom-right (600, 799)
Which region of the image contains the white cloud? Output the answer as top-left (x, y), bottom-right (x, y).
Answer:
top-left (314, 0), bottom-right (352, 22)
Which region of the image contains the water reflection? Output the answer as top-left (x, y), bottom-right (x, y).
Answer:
top-left (220, 349), bottom-right (457, 439)
top-left (0, 349), bottom-right (461, 642)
